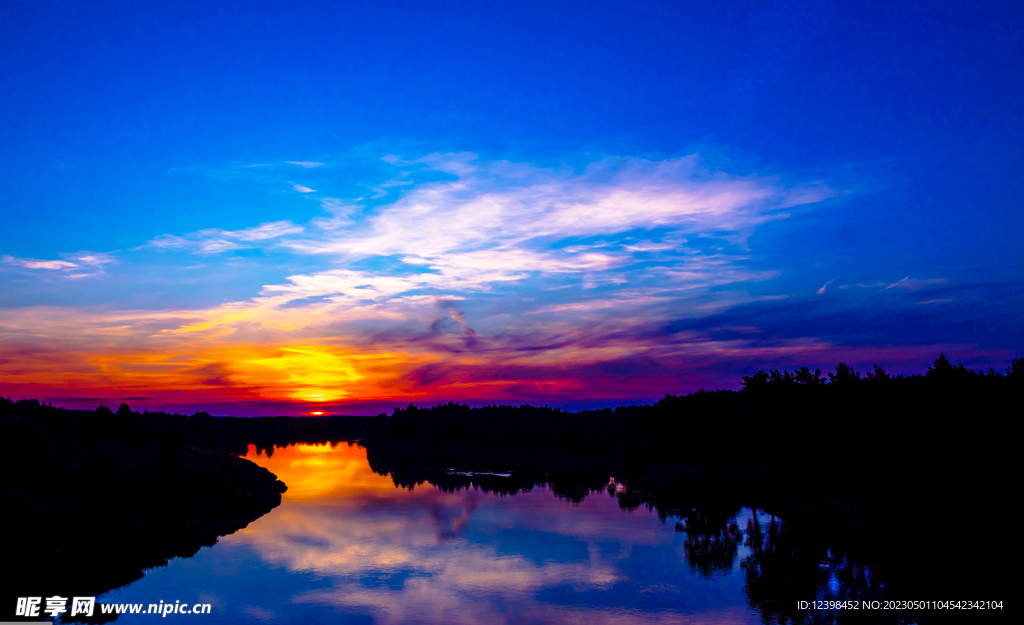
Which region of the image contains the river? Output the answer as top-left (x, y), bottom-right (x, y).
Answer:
top-left (99, 441), bottom-right (806, 623)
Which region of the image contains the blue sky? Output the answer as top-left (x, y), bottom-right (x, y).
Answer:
top-left (1, 1), bottom-right (1021, 413)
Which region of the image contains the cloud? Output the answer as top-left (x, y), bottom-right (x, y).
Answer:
top-left (224, 443), bottom-right (706, 624)
top-left (3, 256), bottom-right (78, 270)
top-left (148, 220), bottom-right (303, 254)
top-left (369, 177), bottom-right (415, 199)
top-left (312, 198), bottom-right (363, 230)
top-left (280, 155), bottom-right (830, 298)
top-left (16, 152), bottom-right (955, 411)
top-left (293, 184), bottom-right (316, 193)
top-left (231, 221), bottom-right (304, 241)
top-left (2, 252), bottom-right (116, 278)
top-left (156, 153), bottom-right (831, 295)
top-left (287, 161), bottom-right (325, 168)
top-left (74, 253), bottom-right (117, 267)
top-left (882, 277), bottom-right (948, 292)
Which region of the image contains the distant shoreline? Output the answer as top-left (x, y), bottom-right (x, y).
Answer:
top-left (2, 354), bottom-right (1018, 621)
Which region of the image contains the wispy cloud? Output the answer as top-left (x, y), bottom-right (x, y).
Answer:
top-left (279, 154), bottom-right (830, 296)
top-left (313, 198), bottom-right (363, 230)
top-left (232, 221), bottom-right (305, 241)
top-left (293, 184), bottom-right (317, 193)
top-left (2, 252), bottom-right (116, 279)
top-left (7, 152), bottom-right (918, 410)
top-left (74, 253), bottom-right (117, 267)
top-left (882, 277), bottom-right (948, 292)
top-left (287, 161), bottom-right (325, 168)
top-left (4, 256), bottom-right (78, 270)
top-left (368, 176), bottom-right (414, 199)
top-left (148, 220), bottom-right (303, 254)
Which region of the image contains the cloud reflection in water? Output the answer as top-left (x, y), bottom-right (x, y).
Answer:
top-left (107, 443), bottom-right (762, 623)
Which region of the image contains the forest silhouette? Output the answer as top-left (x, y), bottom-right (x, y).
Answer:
top-left (2, 354), bottom-right (1018, 623)
top-left (362, 356), bottom-right (1018, 623)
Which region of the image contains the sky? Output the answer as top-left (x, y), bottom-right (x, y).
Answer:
top-left (1, 0), bottom-right (1021, 415)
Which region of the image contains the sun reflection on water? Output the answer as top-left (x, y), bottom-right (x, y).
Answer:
top-left (243, 442), bottom-right (398, 500)
top-left (212, 443), bottom-right (762, 623)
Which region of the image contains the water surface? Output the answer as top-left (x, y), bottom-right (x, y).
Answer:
top-left (102, 442), bottom-right (773, 624)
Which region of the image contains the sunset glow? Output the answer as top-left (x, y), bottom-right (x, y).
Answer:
top-left (1, 2), bottom-right (1020, 415)
top-left (242, 443), bottom-right (401, 500)
top-left (4, 5), bottom-right (1017, 625)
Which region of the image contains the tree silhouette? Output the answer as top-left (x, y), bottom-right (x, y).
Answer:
top-left (828, 362), bottom-right (860, 384)
top-left (864, 363), bottom-right (889, 382)
top-left (1007, 357), bottom-right (1023, 378)
top-left (927, 353), bottom-right (953, 376)
top-left (794, 366), bottom-right (824, 385)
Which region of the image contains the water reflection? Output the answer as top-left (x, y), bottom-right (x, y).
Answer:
top-left (103, 442), bottom-right (773, 623)
top-left (678, 510), bottom-right (743, 579)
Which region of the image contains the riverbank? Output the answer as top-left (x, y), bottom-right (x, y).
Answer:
top-left (2, 355), bottom-right (1016, 622)
top-left (1, 402), bottom-right (288, 621)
